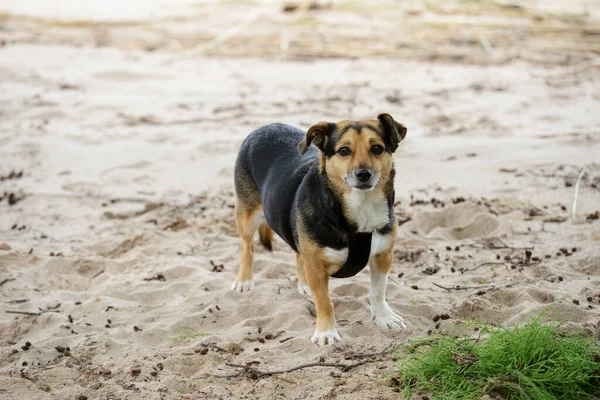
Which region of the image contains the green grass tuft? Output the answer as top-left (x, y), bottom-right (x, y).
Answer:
top-left (171, 327), bottom-right (209, 342)
top-left (396, 318), bottom-right (600, 399)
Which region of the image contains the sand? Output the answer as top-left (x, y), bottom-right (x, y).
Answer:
top-left (1, 1), bottom-right (600, 399)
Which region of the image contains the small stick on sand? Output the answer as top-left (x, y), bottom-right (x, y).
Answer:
top-left (343, 342), bottom-right (396, 360)
top-left (218, 343), bottom-right (396, 379)
top-left (220, 359), bottom-right (372, 379)
top-left (6, 310), bottom-right (41, 316)
top-left (432, 282), bottom-right (492, 291)
top-left (273, 384), bottom-right (282, 400)
top-left (0, 278), bottom-right (16, 287)
top-left (467, 237), bottom-right (533, 251)
top-left (572, 167), bottom-right (587, 221)
top-left (461, 262), bottom-right (508, 273)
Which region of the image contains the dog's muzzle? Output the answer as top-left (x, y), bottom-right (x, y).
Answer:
top-left (345, 168), bottom-right (379, 190)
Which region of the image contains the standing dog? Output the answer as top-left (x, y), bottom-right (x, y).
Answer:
top-left (232, 114), bottom-right (407, 346)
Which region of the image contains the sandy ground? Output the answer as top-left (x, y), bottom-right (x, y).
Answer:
top-left (1, 1), bottom-right (600, 399)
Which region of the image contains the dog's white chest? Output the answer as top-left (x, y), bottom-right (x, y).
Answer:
top-left (343, 190), bottom-right (390, 233)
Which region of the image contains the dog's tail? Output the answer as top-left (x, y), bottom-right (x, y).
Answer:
top-left (258, 223), bottom-right (274, 252)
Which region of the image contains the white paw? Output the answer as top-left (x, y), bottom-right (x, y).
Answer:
top-left (371, 302), bottom-right (407, 330)
top-left (310, 328), bottom-right (341, 347)
top-left (297, 282), bottom-right (311, 296)
top-left (231, 279), bottom-right (254, 292)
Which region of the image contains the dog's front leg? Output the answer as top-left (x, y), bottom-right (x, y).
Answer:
top-left (369, 249), bottom-right (407, 330)
top-left (303, 259), bottom-right (341, 346)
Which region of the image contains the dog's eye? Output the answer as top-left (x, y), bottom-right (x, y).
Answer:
top-left (371, 145), bottom-right (384, 155)
top-left (337, 147), bottom-right (351, 157)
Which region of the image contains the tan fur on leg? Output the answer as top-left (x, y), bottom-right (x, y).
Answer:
top-left (296, 253), bottom-right (311, 295)
top-left (258, 222), bottom-right (273, 251)
top-left (232, 201), bottom-right (262, 292)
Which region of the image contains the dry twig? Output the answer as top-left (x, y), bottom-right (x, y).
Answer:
top-left (460, 262), bottom-right (508, 273)
top-left (0, 278), bottom-right (16, 287)
top-left (432, 282), bottom-right (493, 292)
top-left (467, 237), bottom-right (533, 251)
top-left (217, 343), bottom-right (396, 379)
top-left (220, 359), bottom-right (372, 379)
top-left (5, 310), bottom-right (41, 316)
top-left (343, 342), bottom-right (395, 359)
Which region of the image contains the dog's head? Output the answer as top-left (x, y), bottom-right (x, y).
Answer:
top-left (298, 113), bottom-right (406, 193)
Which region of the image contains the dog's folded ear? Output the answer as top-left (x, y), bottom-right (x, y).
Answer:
top-left (377, 113), bottom-right (407, 153)
top-left (298, 122), bottom-right (333, 155)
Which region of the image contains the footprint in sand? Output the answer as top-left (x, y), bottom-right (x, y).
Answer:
top-left (332, 282), bottom-right (369, 297)
top-left (61, 181), bottom-right (102, 194)
top-left (527, 288), bottom-right (555, 304)
top-left (101, 160), bottom-right (156, 186)
top-left (408, 202), bottom-right (505, 240)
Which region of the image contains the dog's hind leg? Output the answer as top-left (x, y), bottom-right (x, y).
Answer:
top-left (232, 200), bottom-right (263, 292)
top-left (295, 253), bottom-right (311, 295)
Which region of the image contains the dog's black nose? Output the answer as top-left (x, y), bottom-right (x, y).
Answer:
top-left (355, 168), bottom-right (372, 183)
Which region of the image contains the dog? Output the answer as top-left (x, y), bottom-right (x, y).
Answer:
top-left (232, 114), bottom-right (407, 346)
